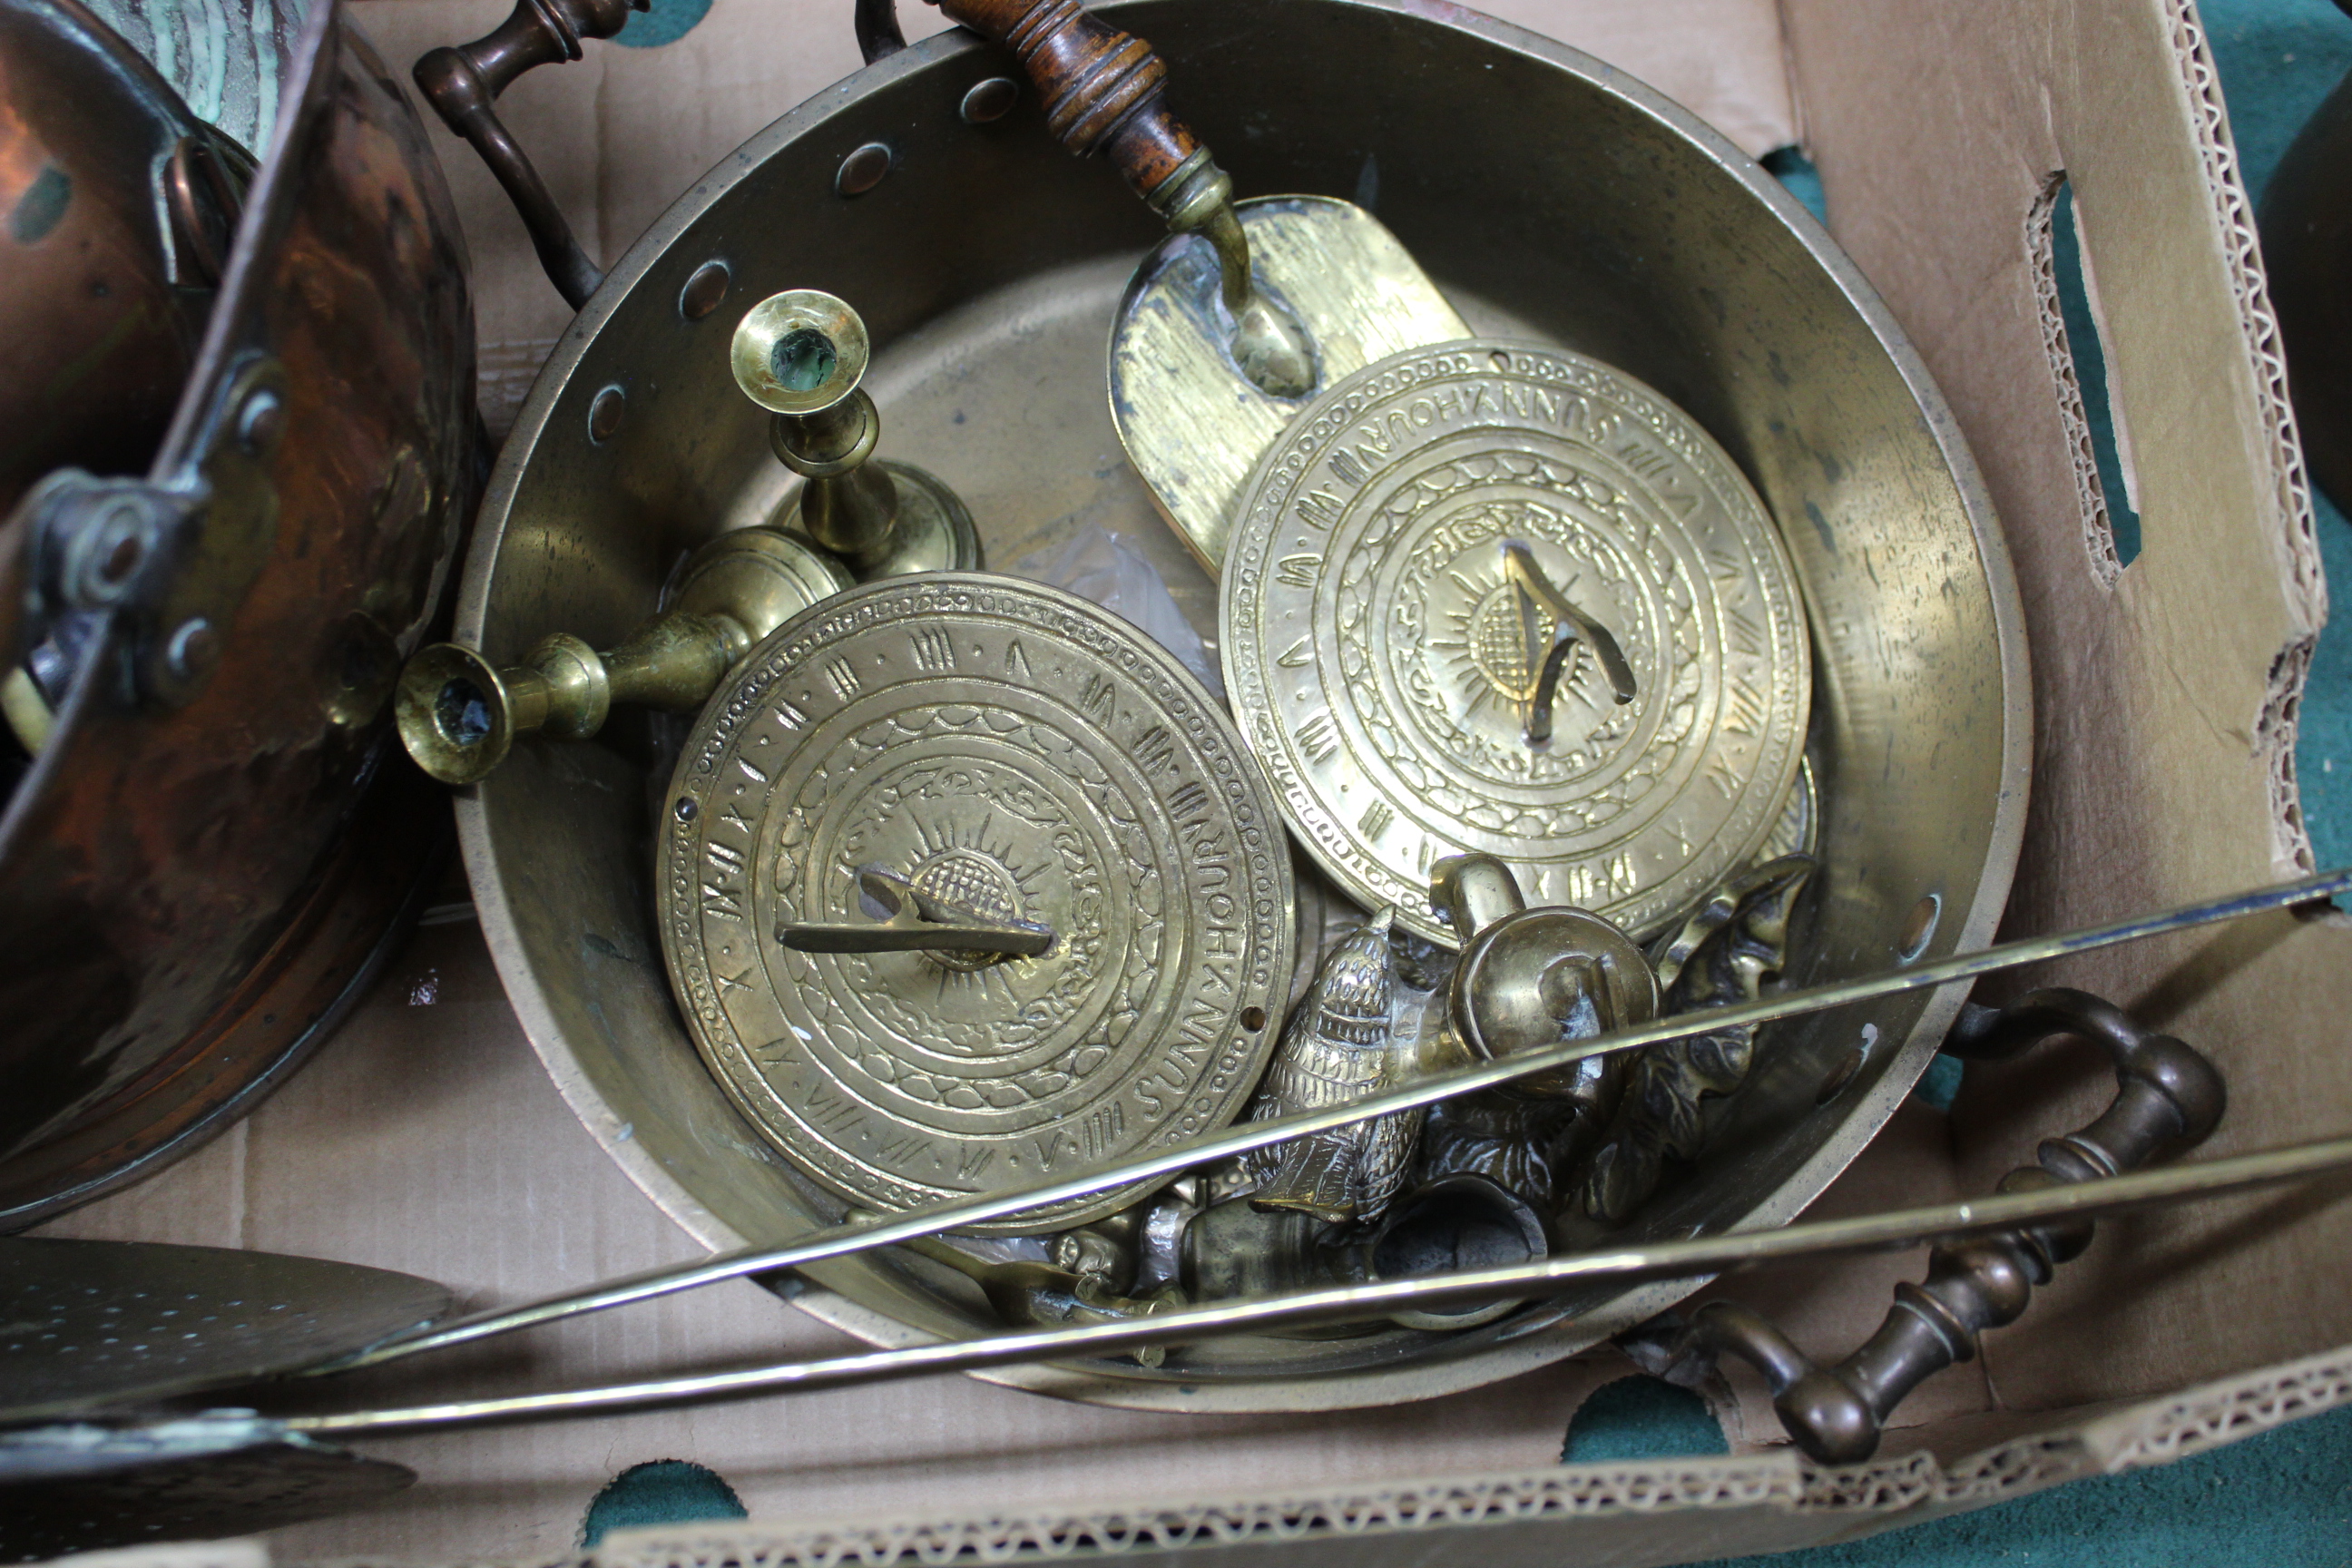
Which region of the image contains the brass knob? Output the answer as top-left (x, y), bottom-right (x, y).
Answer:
top-left (1429, 853), bottom-right (1660, 1098)
top-left (396, 526), bottom-right (849, 785)
top-left (730, 289), bottom-right (982, 579)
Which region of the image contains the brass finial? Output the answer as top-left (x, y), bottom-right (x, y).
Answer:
top-left (395, 526), bottom-right (850, 785)
top-left (730, 289), bottom-right (981, 579)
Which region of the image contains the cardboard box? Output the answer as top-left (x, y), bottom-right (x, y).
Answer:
top-left (33, 0), bottom-right (2351, 1561)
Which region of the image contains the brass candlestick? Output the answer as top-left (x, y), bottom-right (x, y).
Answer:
top-left (730, 289), bottom-right (981, 579)
top-left (395, 526), bottom-right (851, 785)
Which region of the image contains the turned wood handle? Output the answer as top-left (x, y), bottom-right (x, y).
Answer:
top-left (1682, 988), bottom-right (2225, 1465)
top-left (412, 0), bottom-right (647, 309)
top-left (930, 0), bottom-right (1199, 197)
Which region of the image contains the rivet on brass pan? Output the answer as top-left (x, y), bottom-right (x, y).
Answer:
top-left (959, 77), bottom-right (1018, 123)
top-left (1898, 893), bottom-right (1943, 964)
top-left (679, 260), bottom-right (730, 320)
top-left (237, 388), bottom-right (284, 455)
top-left (164, 616), bottom-right (218, 681)
top-left (1816, 1045), bottom-right (1867, 1106)
top-left (588, 385), bottom-right (626, 443)
top-left (835, 142), bottom-right (893, 197)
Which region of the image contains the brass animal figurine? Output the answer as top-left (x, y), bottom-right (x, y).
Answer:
top-left (1240, 908), bottom-right (1418, 1225)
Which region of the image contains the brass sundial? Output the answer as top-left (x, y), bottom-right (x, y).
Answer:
top-left (660, 575), bottom-right (1296, 1232)
top-left (1221, 340), bottom-right (1811, 946)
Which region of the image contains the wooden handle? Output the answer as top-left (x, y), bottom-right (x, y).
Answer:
top-left (931, 0), bottom-right (1199, 196)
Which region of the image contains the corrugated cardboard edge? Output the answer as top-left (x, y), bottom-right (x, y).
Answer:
top-left (253, 1338), bottom-right (2352, 1568)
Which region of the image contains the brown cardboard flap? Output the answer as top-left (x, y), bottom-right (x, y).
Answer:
top-left (1778, 0), bottom-right (2352, 1412)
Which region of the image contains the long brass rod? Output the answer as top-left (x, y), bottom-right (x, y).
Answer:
top-left (315, 866), bottom-right (2352, 1376)
top-left (284, 1128), bottom-right (2352, 1436)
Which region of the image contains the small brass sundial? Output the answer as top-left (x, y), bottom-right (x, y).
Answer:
top-left (1221, 341), bottom-right (1811, 946)
top-left (661, 575), bottom-right (1295, 1232)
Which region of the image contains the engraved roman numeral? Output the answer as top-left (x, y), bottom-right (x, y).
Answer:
top-left (1358, 799), bottom-right (1395, 838)
top-left (1705, 754), bottom-right (1741, 799)
top-left (1132, 724), bottom-right (1177, 776)
top-left (875, 1132), bottom-right (926, 1166)
top-left (1032, 1130), bottom-right (1075, 1171)
top-left (707, 839), bottom-right (748, 877)
top-left (1004, 639), bottom-right (1033, 679)
top-left (1080, 1101), bottom-right (1125, 1160)
top-left (1724, 604), bottom-right (1765, 659)
top-left (1617, 442), bottom-right (1673, 481)
top-left (1293, 490), bottom-right (1344, 530)
top-left (1295, 710), bottom-right (1341, 764)
top-left (956, 1144), bottom-right (995, 1181)
top-left (911, 627), bottom-right (956, 671)
top-left (1275, 554), bottom-right (1320, 592)
top-left (720, 802), bottom-right (756, 833)
top-left (1328, 449), bottom-right (1367, 488)
top-left (801, 1084), bottom-right (860, 1133)
top-left (736, 755), bottom-right (769, 785)
top-left (715, 965), bottom-right (753, 996)
top-left (1722, 678), bottom-right (1766, 737)
top-left (750, 1037), bottom-right (799, 1067)
top-left (1168, 779), bottom-right (1211, 827)
top-left (822, 657), bottom-right (862, 701)
top-left (1081, 674), bottom-right (1116, 721)
top-left (701, 881), bottom-right (744, 921)
top-left (1277, 636), bottom-right (1313, 669)
top-left (1707, 546), bottom-right (1745, 583)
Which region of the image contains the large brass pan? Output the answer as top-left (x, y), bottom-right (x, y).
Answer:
top-left (453, 0), bottom-right (2029, 1409)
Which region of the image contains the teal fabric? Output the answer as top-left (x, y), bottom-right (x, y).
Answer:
top-left (1563, 1376), bottom-right (1731, 1463)
top-left (1702, 1400), bottom-right (2352, 1567)
top-left (580, 1460), bottom-right (748, 1547)
top-left (612, 0), bottom-right (712, 48)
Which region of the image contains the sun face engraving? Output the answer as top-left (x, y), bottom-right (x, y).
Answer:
top-left (898, 817), bottom-right (1043, 974)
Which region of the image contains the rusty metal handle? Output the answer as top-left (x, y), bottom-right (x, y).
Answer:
top-left (1682, 987), bottom-right (2225, 1465)
top-left (412, 0), bottom-right (647, 309)
top-left (927, 0), bottom-right (1198, 199)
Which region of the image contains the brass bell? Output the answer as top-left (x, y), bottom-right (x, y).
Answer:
top-left (730, 289), bottom-right (982, 579)
top-left (395, 525), bottom-right (850, 785)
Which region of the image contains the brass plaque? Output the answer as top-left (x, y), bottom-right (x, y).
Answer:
top-left (1221, 342), bottom-right (1810, 947)
top-left (1111, 196), bottom-right (1470, 575)
top-left (660, 576), bottom-right (1294, 1232)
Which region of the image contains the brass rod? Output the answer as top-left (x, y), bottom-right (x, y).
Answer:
top-left (314, 865), bottom-right (2352, 1376)
top-left (284, 1128), bottom-right (2352, 1436)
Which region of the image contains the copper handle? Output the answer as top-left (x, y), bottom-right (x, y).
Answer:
top-left (412, 0), bottom-right (647, 309)
top-left (1682, 988), bottom-right (2226, 1465)
top-left (929, 0), bottom-right (1198, 198)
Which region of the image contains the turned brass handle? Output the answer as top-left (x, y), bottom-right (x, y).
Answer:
top-left (412, 0), bottom-right (648, 309)
top-left (1681, 988), bottom-right (2225, 1464)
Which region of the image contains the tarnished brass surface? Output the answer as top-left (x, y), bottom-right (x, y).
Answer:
top-left (0, 0), bottom-right (473, 1227)
top-left (452, 0), bottom-right (2027, 1410)
top-left (1111, 196), bottom-right (1470, 573)
top-left (660, 575), bottom-right (1292, 1233)
top-left (1223, 339), bottom-right (1811, 946)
